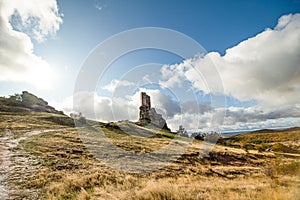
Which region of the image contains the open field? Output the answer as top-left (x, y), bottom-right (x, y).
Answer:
top-left (0, 111), bottom-right (299, 199)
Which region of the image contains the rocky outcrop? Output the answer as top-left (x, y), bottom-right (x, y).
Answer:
top-left (20, 91), bottom-right (64, 114)
top-left (0, 91), bottom-right (64, 115)
top-left (149, 108), bottom-right (170, 130)
top-left (138, 92), bottom-right (170, 131)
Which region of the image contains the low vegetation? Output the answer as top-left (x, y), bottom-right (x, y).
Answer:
top-left (218, 128), bottom-right (300, 154)
top-left (0, 112), bottom-right (74, 137)
top-left (1, 114), bottom-right (298, 199)
top-left (0, 93), bottom-right (299, 199)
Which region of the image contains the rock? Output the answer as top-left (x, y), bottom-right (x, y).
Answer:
top-left (18, 91), bottom-right (63, 114)
top-left (149, 108), bottom-right (169, 130)
top-left (0, 91), bottom-right (66, 114)
top-left (138, 92), bottom-right (170, 131)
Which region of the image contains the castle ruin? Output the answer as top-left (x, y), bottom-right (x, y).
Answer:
top-left (139, 92), bottom-right (151, 123)
top-left (138, 92), bottom-right (170, 131)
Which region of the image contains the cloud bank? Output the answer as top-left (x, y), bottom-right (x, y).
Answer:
top-left (157, 13), bottom-right (300, 131)
top-left (178, 13), bottom-right (300, 107)
top-left (0, 0), bottom-right (62, 88)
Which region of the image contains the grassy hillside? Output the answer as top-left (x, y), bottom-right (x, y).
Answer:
top-left (218, 127), bottom-right (300, 153)
top-left (0, 93), bottom-right (299, 199)
top-left (0, 111), bottom-right (74, 137)
top-left (1, 113), bottom-right (299, 199)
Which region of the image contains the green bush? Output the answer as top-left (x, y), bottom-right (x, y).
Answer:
top-left (42, 116), bottom-right (75, 127)
top-left (271, 143), bottom-right (298, 153)
top-left (276, 161), bottom-right (300, 175)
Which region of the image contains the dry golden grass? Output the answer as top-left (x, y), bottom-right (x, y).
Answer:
top-left (1, 112), bottom-right (299, 199)
top-left (15, 126), bottom-right (299, 199)
top-left (0, 112), bottom-right (73, 137)
top-left (130, 176), bottom-right (300, 200)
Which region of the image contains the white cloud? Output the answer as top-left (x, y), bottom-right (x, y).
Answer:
top-left (61, 91), bottom-right (136, 122)
top-left (59, 88), bottom-right (216, 132)
top-left (102, 79), bottom-right (135, 93)
top-left (94, 0), bottom-right (107, 12)
top-left (221, 117), bottom-right (300, 133)
top-left (58, 90), bottom-right (300, 132)
top-left (95, 4), bottom-right (102, 11)
top-left (161, 13), bottom-right (300, 108)
top-left (65, 88), bottom-right (181, 123)
top-left (167, 105), bottom-right (300, 133)
top-left (0, 0), bottom-right (62, 88)
top-left (159, 60), bottom-right (196, 89)
top-left (2, 0), bottom-right (63, 42)
top-left (202, 13), bottom-right (300, 107)
top-left (156, 13), bottom-right (300, 131)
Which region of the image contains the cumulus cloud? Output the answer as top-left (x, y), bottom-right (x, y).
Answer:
top-left (158, 13), bottom-right (300, 131)
top-left (221, 116), bottom-right (300, 133)
top-left (59, 88), bottom-right (197, 130)
top-left (167, 105), bottom-right (300, 132)
top-left (159, 63), bottom-right (186, 88)
top-left (102, 79), bottom-right (135, 93)
top-left (160, 13), bottom-right (300, 107)
top-left (61, 91), bottom-right (138, 122)
top-left (60, 90), bottom-right (300, 132)
top-left (64, 89), bottom-right (181, 123)
top-left (223, 104), bottom-right (300, 126)
top-left (59, 87), bottom-right (220, 132)
top-left (198, 14), bottom-right (299, 106)
top-left (0, 0), bottom-right (62, 88)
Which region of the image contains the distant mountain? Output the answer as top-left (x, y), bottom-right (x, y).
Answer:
top-left (0, 91), bottom-right (64, 115)
top-left (250, 127), bottom-right (300, 134)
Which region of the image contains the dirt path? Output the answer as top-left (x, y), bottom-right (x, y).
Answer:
top-left (0, 132), bottom-right (11, 200)
top-left (0, 129), bottom-right (68, 200)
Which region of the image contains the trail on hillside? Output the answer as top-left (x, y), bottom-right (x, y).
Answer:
top-left (0, 129), bottom-right (69, 200)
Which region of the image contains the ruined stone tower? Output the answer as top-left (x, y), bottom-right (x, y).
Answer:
top-left (139, 92), bottom-right (151, 123)
top-left (138, 92), bottom-right (170, 131)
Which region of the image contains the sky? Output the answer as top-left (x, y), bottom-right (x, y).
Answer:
top-left (0, 0), bottom-right (300, 132)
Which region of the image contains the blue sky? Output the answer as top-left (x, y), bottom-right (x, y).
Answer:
top-left (0, 0), bottom-right (300, 132)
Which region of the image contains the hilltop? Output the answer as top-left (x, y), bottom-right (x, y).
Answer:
top-left (0, 91), bottom-right (63, 114)
top-left (0, 92), bottom-right (299, 199)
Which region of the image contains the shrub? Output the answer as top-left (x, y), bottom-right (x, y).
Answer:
top-left (271, 143), bottom-right (298, 153)
top-left (276, 161), bottom-right (300, 175)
